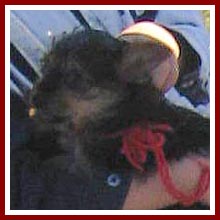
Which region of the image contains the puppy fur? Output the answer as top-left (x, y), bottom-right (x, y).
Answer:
top-left (28, 30), bottom-right (210, 177)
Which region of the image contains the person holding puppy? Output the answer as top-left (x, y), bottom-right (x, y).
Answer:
top-left (10, 10), bottom-right (210, 210)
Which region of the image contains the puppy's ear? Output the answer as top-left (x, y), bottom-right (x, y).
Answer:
top-left (117, 35), bottom-right (179, 93)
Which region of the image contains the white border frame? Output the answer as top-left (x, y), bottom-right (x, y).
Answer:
top-left (5, 5), bottom-right (215, 216)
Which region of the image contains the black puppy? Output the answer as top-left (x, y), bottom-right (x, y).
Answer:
top-left (29, 30), bottom-right (209, 184)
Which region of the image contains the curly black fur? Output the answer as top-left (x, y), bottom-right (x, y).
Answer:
top-left (28, 30), bottom-right (209, 175)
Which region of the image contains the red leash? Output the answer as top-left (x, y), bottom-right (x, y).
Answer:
top-left (116, 122), bottom-right (210, 206)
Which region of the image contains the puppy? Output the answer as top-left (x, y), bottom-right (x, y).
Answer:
top-left (29, 30), bottom-right (209, 182)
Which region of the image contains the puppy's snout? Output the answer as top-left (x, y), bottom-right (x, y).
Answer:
top-left (68, 86), bottom-right (124, 132)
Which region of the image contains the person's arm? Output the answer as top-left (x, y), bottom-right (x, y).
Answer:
top-left (122, 156), bottom-right (210, 210)
top-left (155, 11), bottom-right (209, 75)
top-left (131, 10), bottom-right (209, 106)
top-left (153, 10), bottom-right (210, 106)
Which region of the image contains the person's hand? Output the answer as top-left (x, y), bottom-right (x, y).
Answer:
top-left (122, 156), bottom-right (210, 210)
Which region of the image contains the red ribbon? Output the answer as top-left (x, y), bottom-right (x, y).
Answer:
top-left (113, 122), bottom-right (210, 206)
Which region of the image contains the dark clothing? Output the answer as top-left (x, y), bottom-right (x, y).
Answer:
top-left (11, 143), bottom-right (133, 209)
